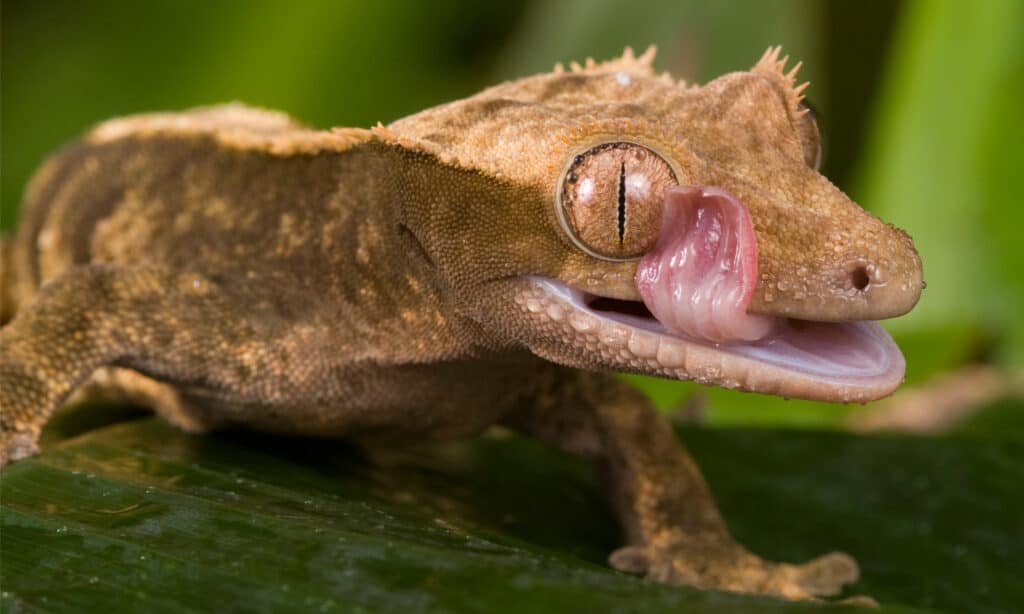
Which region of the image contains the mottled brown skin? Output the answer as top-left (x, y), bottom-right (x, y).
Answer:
top-left (0, 48), bottom-right (921, 601)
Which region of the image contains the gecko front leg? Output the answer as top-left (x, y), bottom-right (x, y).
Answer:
top-left (504, 368), bottom-right (861, 600)
top-left (0, 264), bottom-right (263, 464)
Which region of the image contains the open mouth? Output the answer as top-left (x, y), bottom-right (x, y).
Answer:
top-left (526, 185), bottom-right (904, 402)
top-left (524, 277), bottom-right (904, 402)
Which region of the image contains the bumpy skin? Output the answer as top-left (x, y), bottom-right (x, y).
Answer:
top-left (0, 48), bottom-right (921, 600)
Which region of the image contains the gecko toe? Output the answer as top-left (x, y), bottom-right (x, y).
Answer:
top-left (790, 551), bottom-right (860, 597)
top-left (1, 430), bottom-right (41, 466)
top-left (608, 545), bottom-right (651, 575)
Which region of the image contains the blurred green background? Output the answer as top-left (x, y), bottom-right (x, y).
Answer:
top-left (2, 0), bottom-right (1022, 428)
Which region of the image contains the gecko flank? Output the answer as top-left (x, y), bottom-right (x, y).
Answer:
top-left (0, 47), bottom-right (922, 601)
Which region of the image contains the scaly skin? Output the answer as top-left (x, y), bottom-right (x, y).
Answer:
top-left (0, 47), bottom-right (922, 601)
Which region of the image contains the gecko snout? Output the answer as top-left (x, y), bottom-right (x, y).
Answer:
top-left (851, 246), bottom-right (923, 320)
top-left (818, 226), bottom-right (924, 322)
top-left (747, 211), bottom-right (924, 324)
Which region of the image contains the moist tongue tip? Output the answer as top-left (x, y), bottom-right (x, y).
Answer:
top-left (636, 186), bottom-right (771, 343)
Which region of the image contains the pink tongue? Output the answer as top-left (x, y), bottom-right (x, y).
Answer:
top-left (637, 186), bottom-right (773, 342)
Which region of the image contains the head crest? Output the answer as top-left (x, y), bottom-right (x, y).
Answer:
top-left (553, 45), bottom-right (659, 77)
top-left (752, 46), bottom-right (810, 115)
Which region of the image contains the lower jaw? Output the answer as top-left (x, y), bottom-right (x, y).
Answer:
top-left (519, 277), bottom-right (905, 403)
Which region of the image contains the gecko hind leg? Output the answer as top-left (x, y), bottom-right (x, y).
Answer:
top-left (505, 368), bottom-right (864, 602)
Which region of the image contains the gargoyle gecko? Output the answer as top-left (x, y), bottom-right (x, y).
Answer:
top-left (0, 47), bottom-right (922, 600)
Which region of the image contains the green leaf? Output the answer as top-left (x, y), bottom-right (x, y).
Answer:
top-left (3, 416), bottom-right (1021, 613)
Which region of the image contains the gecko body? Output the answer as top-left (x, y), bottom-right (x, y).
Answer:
top-left (0, 48), bottom-right (922, 600)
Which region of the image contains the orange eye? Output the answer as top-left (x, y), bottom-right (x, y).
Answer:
top-left (557, 142), bottom-right (678, 260)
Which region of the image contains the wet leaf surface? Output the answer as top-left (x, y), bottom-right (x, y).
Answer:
top-left (3, 416), bottom-right (1021, 613)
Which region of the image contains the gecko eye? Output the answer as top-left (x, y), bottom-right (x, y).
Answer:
top-left (797, 99), bottom-right (824, 171)
top-left (556, 142), bottom-right (678, 261)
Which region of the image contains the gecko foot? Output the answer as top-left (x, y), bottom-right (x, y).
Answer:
top-left (609, 532), bottom-right (865, 601)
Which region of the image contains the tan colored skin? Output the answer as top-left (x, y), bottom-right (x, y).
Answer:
top-left (0, 48), bottom-right (922, 600)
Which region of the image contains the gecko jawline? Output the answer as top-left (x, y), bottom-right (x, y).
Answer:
top-left (524, 277), bottom-right (905, 403)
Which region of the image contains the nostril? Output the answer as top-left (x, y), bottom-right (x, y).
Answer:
top-left (850, 266), bottom-right (870, 291)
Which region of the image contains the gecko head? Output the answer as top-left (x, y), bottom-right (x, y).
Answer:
top-left (389, 47), bottom-right (923, 402)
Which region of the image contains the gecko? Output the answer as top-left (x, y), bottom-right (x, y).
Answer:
top-left (0, 47), bottom-right (922, 600)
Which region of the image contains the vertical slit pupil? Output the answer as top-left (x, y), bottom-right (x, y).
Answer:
top-left (617, 162), bottom-right (626, 244)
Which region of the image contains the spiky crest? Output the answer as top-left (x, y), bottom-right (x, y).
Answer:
top-left (753, 46), bottom-right (811, 116)
top-left (554, 45), bottom-right (660, 78)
